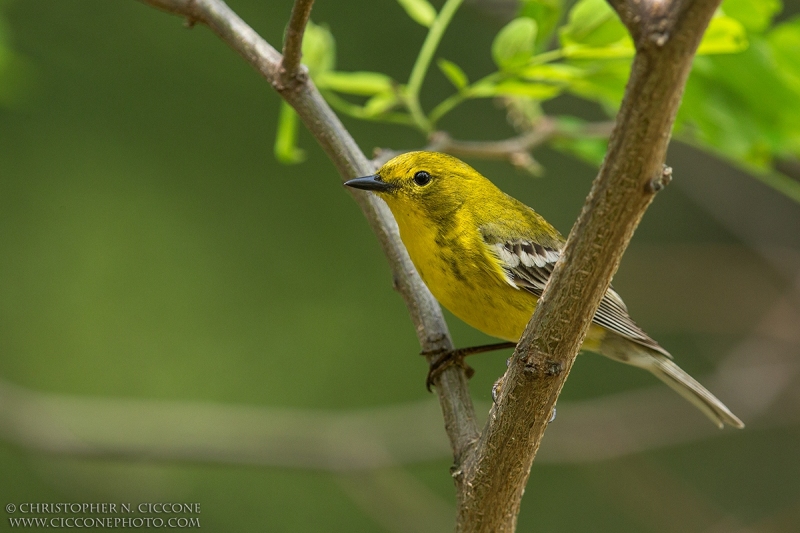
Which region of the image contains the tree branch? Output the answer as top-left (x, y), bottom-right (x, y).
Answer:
top-left (279, 0), bottom-right (315, 90)
top-left (425, 121), bottom-right (556, 172)
top-left (372, 119), bottom-right (615, 170)
top-left (427, 120), bottom-right (614, 169)
top-left (455, 0), bottom-right (725, 530)
top-left (136, 0), bottom-right (479, 461)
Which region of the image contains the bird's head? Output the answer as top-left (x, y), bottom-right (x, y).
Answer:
top-left (344, 151), bottom-right (490, 220)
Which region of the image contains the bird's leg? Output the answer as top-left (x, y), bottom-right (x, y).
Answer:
top-left (421, 342), bottom-right (518, 391)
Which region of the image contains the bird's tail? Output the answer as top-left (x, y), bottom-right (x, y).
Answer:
top-left (598, 333), bottom-right (744, 429)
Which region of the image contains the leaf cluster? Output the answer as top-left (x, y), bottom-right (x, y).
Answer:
top-left (274, 0), bottom-right (800, 202)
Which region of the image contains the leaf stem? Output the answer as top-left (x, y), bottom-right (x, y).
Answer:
top-left (530, 48), bottom-right (564, 64)
top-left (405, 0), bottom-right (465, 132)
top-left (427, 48), bottom-right (563, 126)
top-left (323, 91), bottom-right (417, 126)
top-left (428, 72), bottom-right (504, 125)
top-left (428, 92), bottom-right (465, 126)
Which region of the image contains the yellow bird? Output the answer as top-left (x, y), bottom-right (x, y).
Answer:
top-left (345, 151), bottom-right (743, 429)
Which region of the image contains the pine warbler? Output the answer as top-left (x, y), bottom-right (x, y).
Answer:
top-left (345, 151), bottom-right (743, 429)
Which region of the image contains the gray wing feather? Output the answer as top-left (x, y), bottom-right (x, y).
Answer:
top-left (485, 237), bottom-right (670, 358)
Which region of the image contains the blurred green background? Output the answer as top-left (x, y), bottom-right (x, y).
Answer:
top-left (1, 0), bottom-right (799, 531)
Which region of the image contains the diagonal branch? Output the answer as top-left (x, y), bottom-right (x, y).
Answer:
top-left (425, 120), bottom-right (614, 168)
top-left (372, 119), bottom-right (615, 170)
top-left (279, 0), bottom-right (315, 89)
top-left (455, 0), bottom-right (726, 530)
top-left (425, 123), bottom-right (556, 172)
top-left (136, 0), bottom-right (479, 461)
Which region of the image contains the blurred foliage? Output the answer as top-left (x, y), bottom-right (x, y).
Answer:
top-left (280, 0), bottom-right (800, 203)
top-left (0, 0), bottom-right (31, 107)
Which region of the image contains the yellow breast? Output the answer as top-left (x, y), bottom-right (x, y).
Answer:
top-left (389, 202), bottom-right (607, 351)
top-left (391, 204), bottom-right (533, 342)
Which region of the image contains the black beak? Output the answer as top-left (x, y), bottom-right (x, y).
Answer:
top-left (343, 174), bottom-right (394, 192)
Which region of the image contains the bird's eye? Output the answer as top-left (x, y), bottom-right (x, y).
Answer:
top-left (413, 171), bottom-right (432, 186)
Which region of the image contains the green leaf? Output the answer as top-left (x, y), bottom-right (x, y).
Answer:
top-left (562, 42), bottom-right (633, 59)
top-left (437, 58), bottom-right (469, 90)
top-left (315, 71), bottom-right (395, 95)
top-left (679, 39), bottom-right (800, 167)
top-left (301, 21), bottom-right (335, 78)
top-left (519, 63), bottom-right (584, 85)
top-left (558, 6), bottom-right (746, 108)
top-left (274, 101), bottom-right (306, 165)
top-left (472, 79), bottom-right (562, 100)
top-left (519, 0), bottom-right (564, 50)
top-left (363, 91), bottom-right (399, 116)
top-left (560, 0), bottom-right (627, 48)
top-left (559, 0), bottom-right (633, 60)
top-left (396, 0), bottom-right (437, 28)
top-left (721, 0), bottom-right (781, 33)
top-left (697, 15), bottom-right (749, 54)
top-left (550, 116), bottom-right (608, 166)
top-left (565, 59), bottom-right (631, 110)
top-left (492, 18), bottom-right (538, 70)
top-left (560, 1), bottom-right (746, 57)
top-left (552, 136), bottom-right (608, 166)
top-left (768, 16), bottom-right (800, 94)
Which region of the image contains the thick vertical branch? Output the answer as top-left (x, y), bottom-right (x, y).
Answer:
top-left (455, 0), bottom-right (724, 531)
top-left (136, 0), bottom-right (479, 461)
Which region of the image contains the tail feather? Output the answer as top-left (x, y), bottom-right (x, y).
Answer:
top-left (647, 355), bottom-right (744, 429)
top-left (598, 333), bottom-right (744, 429)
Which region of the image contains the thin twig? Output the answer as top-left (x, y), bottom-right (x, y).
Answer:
top-left (372, 118), bottom-right (615, 169)
top-left (427, 121), bottom-right (556, 159)
top-left (424, 125), bottom-right (555, 174)
top-left (279, 0), bottom-right (315, 90)
top-left (136, 0), bottom-right (479, 462)
top-left (404, 0), bottom-right (465, 131)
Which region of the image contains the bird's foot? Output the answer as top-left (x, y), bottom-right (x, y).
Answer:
top-left (421, 348), bottom-right (475, 392)
top-left (421, 342), bottom-right (517, 391)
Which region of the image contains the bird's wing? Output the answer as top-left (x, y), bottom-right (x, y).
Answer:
top-left (481, 229), bottom-right (670, 357)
